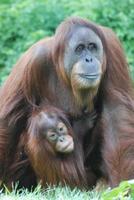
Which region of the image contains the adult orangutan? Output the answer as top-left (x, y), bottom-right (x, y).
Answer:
top-left (0, 16), bottom-right (134, 189)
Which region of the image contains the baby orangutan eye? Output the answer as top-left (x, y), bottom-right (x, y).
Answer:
top-left (46, 130), bottom-right (57, 142)
top-left (57, 122), bottom-right (68, 134)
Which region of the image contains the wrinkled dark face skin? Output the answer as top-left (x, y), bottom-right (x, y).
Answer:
top-left (37, 111), bottom-right (74, 154)
top-left (64, 27), bottom-right (103, 90)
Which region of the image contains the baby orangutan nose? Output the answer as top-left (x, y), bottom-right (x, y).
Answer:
top-left (56, 135), bottom-right (74, 153)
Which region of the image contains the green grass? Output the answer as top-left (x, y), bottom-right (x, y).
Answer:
top-left (0, 185), bottom-right (101, 200)
top-left (1, 181), bottom-right (134, 200)
top-left (0, 180), bottom-right (134, 200)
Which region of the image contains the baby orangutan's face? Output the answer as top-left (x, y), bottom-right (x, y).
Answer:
top-left (39, 112), bottom-right (74, 154)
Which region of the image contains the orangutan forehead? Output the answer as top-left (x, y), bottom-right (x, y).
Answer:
top-left (36, 111), bottom-right (57, 129)
top-left (68, 26), bottom-right (103, 49)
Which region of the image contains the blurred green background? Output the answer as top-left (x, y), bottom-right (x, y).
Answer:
top-left (0, 0), bottom-right (134, 85)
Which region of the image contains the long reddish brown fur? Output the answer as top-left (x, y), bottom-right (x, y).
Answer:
top-left (25, 106), bottom-right (87, 188)
top-left (0, 17), bottom-right (134, 189)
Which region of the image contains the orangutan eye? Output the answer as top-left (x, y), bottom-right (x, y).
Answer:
top-left (88, 42), bottom-right (97, 51)
top-left (75, 44), bottom-right (85, 54)
top-left (57, 122), bottom-right (67, 134)
top-left (47, 131), bottom-right (57, 142)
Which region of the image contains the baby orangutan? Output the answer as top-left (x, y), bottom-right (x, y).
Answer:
top-left (33, 108), bottom-right (74, 154)
top-left (6, 107), bottom-right (96, 189)
top-left (24, 107), bottom-right (87, 188)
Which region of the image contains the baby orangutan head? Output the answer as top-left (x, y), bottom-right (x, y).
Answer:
top-left (38, 111), bottom-right (74, 154)
top-left (26, 108), bottom-right (74, 157)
